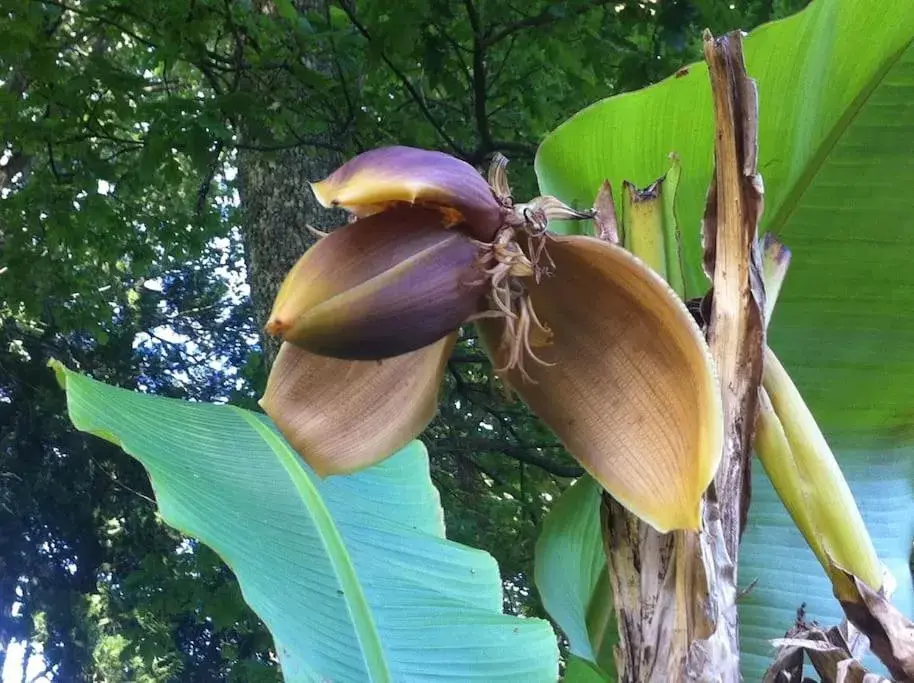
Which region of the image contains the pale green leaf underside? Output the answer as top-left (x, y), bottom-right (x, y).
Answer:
top-left (535, 477), bottom-right (617, 677)
top-left (55, 363), bottom-right (558, 682)
top-left (535, 1), bottom-right (914, 679)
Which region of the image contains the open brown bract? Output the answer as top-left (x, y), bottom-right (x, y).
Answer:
top-left (478, 236), bottom-right (722, 531)
top-left (260, 146), bottom-right (724, 532)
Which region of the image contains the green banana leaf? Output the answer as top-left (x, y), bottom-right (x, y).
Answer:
top-left (535, 477), bottom-right (616, 678)
top-left (54, 361), bottom-right (559, 683)
top-left (534, 0), bottom-right (914, 679)
top-left (563, 655), bottom-right (613, 683)
top-left (537, 0), bottom-right (914, 437)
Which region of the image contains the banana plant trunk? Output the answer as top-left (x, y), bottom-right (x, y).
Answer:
top-left (601, 31), bottom-right (765, 682)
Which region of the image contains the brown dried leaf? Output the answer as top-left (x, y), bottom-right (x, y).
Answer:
top-left (762, 641), bottom-right (805, 683)
top-left (592, 180), bottom-right (620, 244)
top-left (835, 659), bottom-right (891, 683)
top-left (766, 616), bottom-right (889, 683)
top-left (839, 571), bottom-right (914, 681)
top-left (700, 29), bottom-right (766, 554)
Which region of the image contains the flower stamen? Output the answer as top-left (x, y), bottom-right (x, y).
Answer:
top-left (469, 153), bottom-right (593, 382)
top-left (471, 225), bottom-right (555, 383)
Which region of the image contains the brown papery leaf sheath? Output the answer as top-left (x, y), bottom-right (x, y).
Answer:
top-left (701, 29), bottom-right (766, 556)
top-left (840, 572), bottom-right (914, 681)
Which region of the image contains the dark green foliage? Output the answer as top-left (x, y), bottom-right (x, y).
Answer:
top-left (0, 260), bottom-right (269, 680)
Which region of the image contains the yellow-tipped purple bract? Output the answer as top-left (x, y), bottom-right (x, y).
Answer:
top-left (266, 206), bottom-right (487, 360)
top-left (311, 146), bottom-right (504, 241)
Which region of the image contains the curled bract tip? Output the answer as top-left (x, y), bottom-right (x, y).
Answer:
top-left (263, 319), bottom-right (283, 336)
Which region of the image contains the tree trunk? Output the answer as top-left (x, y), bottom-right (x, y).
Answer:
top-left (236, 0), bottom-right (345, 366)
top-left (238, 144), bottom-right (342, 365)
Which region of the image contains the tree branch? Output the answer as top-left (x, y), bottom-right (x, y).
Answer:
top-left (490, 139), bottom-right (536, 159)
top-left (28, 666), bottom-right (54, 683)
top-left (464, 0), bottom-right (493, 152)
top-left (436, 437), bottom-right (583, 478)
top-left (488, 33), bottom-right (518, 88)
top-left (233, 137), bottom-right (347, 153)
top-left (325, 2), bottom-right (358, 130)
top-left (36, 0), bottom-right (159, 49)
top-left (338, 1), bottom-right (466, 156)
top-left (449, 352), bottom-right (488, 363)
top-left (195, 140), bottom-right (225, 218)
top-left (484, 0), bottom-right (614, 47)
top-left (431, 22), bottom-right (472, 88)
top-left (444, 363), bottom-right (583, 477)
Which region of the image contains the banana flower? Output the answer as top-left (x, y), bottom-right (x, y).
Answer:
top-left (260, 146), bottom-right (723, 532)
